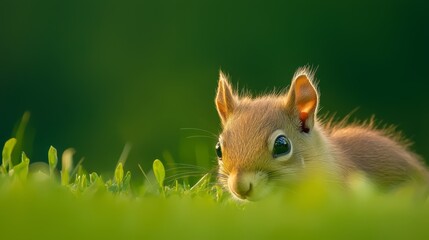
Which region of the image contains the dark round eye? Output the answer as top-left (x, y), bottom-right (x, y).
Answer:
top-left (272, 135), bottom-right (291, 158)
top-left (215, 142), bottom-right (222, 159)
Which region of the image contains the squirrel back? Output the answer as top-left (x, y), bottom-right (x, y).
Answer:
top-left (329, 124), bottom-right (428, 188)
top-left (214, 68), bottom-right (429, 200)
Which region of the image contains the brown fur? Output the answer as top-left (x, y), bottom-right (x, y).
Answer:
top-left (215, 67), bottom-right (429, 200)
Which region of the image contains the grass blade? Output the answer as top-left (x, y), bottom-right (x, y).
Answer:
top-left (48, 146), bottom-right (58, 177)
top-left (114, 163), bottom-right (124, 185)
top-left (10, 152), bottom-right (30, 182)
top-left (153, 159), bottom-right (165, 192)
top-left (2, 138), bottom-right (17, 173)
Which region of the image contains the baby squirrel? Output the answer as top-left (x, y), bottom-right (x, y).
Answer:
top-left (215, 67), bottom-right (429, 201)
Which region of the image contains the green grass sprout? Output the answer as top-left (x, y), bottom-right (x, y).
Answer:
top-left (115, 162), bottom-right (124, 184)
top-left (8, 152), bottom-right (30, 182)
top-left (1, 138), bottom-right (16, 173)
top-left (153, 159), bottom-right (165, 191)
top-left (11, 111), bottom-right (30, 167)
top-left (48, 146), bottom-right (58, 178)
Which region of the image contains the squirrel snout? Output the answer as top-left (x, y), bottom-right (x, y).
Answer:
top-left (228, 173), bottom-right (253, 199)
top-left (228, 171), bottom-right (265, 200)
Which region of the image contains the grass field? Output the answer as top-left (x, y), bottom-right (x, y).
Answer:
top-left (1, 137), bottom-right (429, 240)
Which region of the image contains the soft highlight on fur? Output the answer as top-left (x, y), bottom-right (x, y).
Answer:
top-left (215, 67), bottom-right (429, 201)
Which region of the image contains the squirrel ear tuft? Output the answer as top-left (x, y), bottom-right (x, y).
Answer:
top-left (216, 71), bottom-right (237, 125)
top-left (286, 72), bottom-right (319, 133)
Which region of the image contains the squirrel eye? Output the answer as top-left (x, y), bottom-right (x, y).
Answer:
top-left (272, 135), bottom-right (291, 158)
top-left (215, 142), bottom-right (222, 159)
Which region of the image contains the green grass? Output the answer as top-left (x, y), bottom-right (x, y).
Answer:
top-left (1, 137), bottom-right (429, 240)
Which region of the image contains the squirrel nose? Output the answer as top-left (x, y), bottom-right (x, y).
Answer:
top-left (229, 172), bottom-right (254, 199)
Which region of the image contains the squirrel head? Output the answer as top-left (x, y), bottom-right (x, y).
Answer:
top-left (215, 68), bottom-right (320, 201)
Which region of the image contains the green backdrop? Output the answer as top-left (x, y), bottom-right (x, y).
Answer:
top-left (1, 0), bottom-right (428, 179)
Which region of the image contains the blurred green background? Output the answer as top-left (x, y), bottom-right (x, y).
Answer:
top-left (1, 0), bottom-right (428, 178)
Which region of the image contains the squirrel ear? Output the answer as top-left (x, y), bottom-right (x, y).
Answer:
top-left (286, 72), bottom-right (319, 133)
top-left (216, 71), bottom-right (237, 125)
